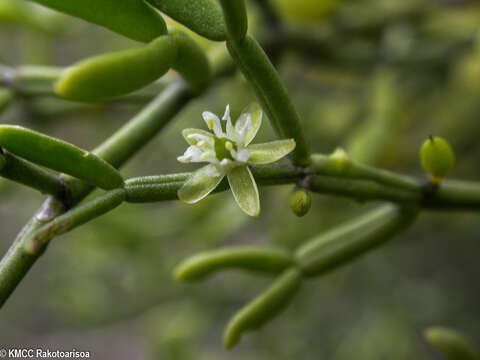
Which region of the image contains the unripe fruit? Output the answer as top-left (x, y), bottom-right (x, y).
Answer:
top-left (290, 188), bottom-right (311, 217)
top-left (420, 136), bottom-right (455, 183)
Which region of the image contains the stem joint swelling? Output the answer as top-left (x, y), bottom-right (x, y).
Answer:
top-left (24, 188), bottom-right (126, 255)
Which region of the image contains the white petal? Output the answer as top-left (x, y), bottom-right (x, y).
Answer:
top-left (202, 111), bottom-right (223, 137)
top-left (177, 146), bottom-right (203, 163)
top-left (182, 128), bottom-right (214, 145)
top-left (235, 103), bottom-right (263, 146)
top-left (222, 104), bottom-right (234, 138)
top-left (187, 133), bottom-right (213, 145)
top-left (235, 115), bottom-right (251, 145)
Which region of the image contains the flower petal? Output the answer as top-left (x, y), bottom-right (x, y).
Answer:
top-left (182, 128), bottom-right (214, 145)
top-left (202, 111), bottom-right (223, 137)
top-left (178, 164), bottom-right (225, 204)
top-left (247, 139), bottom-right (296, 165)
top-left (235, 103), bottom-right (262, 146)
top-left (177, 145), bottom-right (203, 163)
top-left (222, 104), bottom-right (235, 139)
top-left (227, 166), bottom-right (260, 217)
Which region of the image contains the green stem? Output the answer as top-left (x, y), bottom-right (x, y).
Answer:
top-left (308, 175), bottom-right (421, 204)
top-left (0, 150), bottom-right (66, 198)
top-left (0, 48), bottom-right (234, 308)
top-left (425, 180), bottom-right (480, 210)
top-left (24, 189), bottom-right (126, 254)
top-left (0, 81), bottom-right (193, 307)
top-left (0, 196), bottom-right (64, 306)
top-left (310, 153), bottom-right (419, 192)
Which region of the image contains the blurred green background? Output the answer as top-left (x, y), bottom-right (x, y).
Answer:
top-left (0, 0), bottom-right (479, 358)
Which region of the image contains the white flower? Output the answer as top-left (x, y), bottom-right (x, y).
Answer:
top-left (177, 103), bottom-right (296, 217)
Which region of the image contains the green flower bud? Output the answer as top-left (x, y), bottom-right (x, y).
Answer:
top-left (420, 136), bottom-right (455, 183)
top-left (290, 188), bottom-right (311, 217)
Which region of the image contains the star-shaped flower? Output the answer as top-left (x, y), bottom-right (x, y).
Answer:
top-left (177, 103), bottom-right (296, 216)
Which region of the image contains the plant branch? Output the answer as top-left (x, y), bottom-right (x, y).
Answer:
top-left (0, 48), bottom-right (235, 308)
top-left (0, 149), bottom-right (67, 199)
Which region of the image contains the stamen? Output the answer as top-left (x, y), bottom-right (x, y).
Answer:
top-left (206, 118), bottom-right (214, 130)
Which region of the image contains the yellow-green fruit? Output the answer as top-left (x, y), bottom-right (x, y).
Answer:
top-left (290, 189), bottom-right (311, 217)
top-left (272, 0), bottom-right (339, 23)
top-left (420, 136), bottom-right (455, 183)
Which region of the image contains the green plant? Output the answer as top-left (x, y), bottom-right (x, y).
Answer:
top-left (1, 0), bottom-right (479, 355)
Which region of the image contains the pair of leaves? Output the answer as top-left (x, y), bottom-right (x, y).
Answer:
top-left (174, 246), bottom-right (300, 349)
top-left (0, 125), bottom-right (123, 190)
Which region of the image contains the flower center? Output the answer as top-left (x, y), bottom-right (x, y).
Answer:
top-left (214, 137), bottom-right (237, 161)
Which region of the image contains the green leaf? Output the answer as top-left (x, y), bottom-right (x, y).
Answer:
top-left (227, 165), bottom-right (260, 217)
top-left (55, 35), bottom-right (177, 102)
top-left (218, 0), bottom-right (248, 42)
top-left (235, 103), bottom-right (263, 146)
top-left (174, 246), bottom-right (294, 281)
top-left (169, 29), bottom-right (212, 92)
top-left (0, 125), bottom-right (124, 190)
top-left (178, 164), bottom-right (225, 204)
top-left (29, 0), bottom-right (167, 42)
top-left (223, 267), bottom-right (302, 349)
top-left (226, 36), bottom-right (311, 166)
top-left (247, 139), bottom-right (296, 164)
top-left (145, 0), bottom-right (226, 41)
top-left (182, 128), bottom-right (214, 145)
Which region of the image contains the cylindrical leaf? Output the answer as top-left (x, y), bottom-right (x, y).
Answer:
top-left (227, 36), bottom-right (311, 166)
top-left (146, 0), bottom-right (226, 41)
top-left (218, 0), bottom-right (248, 42)
top-left (174, 246), bottom-right (294, 281)
top-left (0, 125), bottom-right (124, 190)
top-left (55, 35), bottom-right (177, 102)
top-left (295, 205), bottom-right (418, 277)
top-left (170, 29), bottom-right (212, 92)
top-left (224, 267), bottom-right (302, 349)
top-left (28, 0), bottom-right (167, 42)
